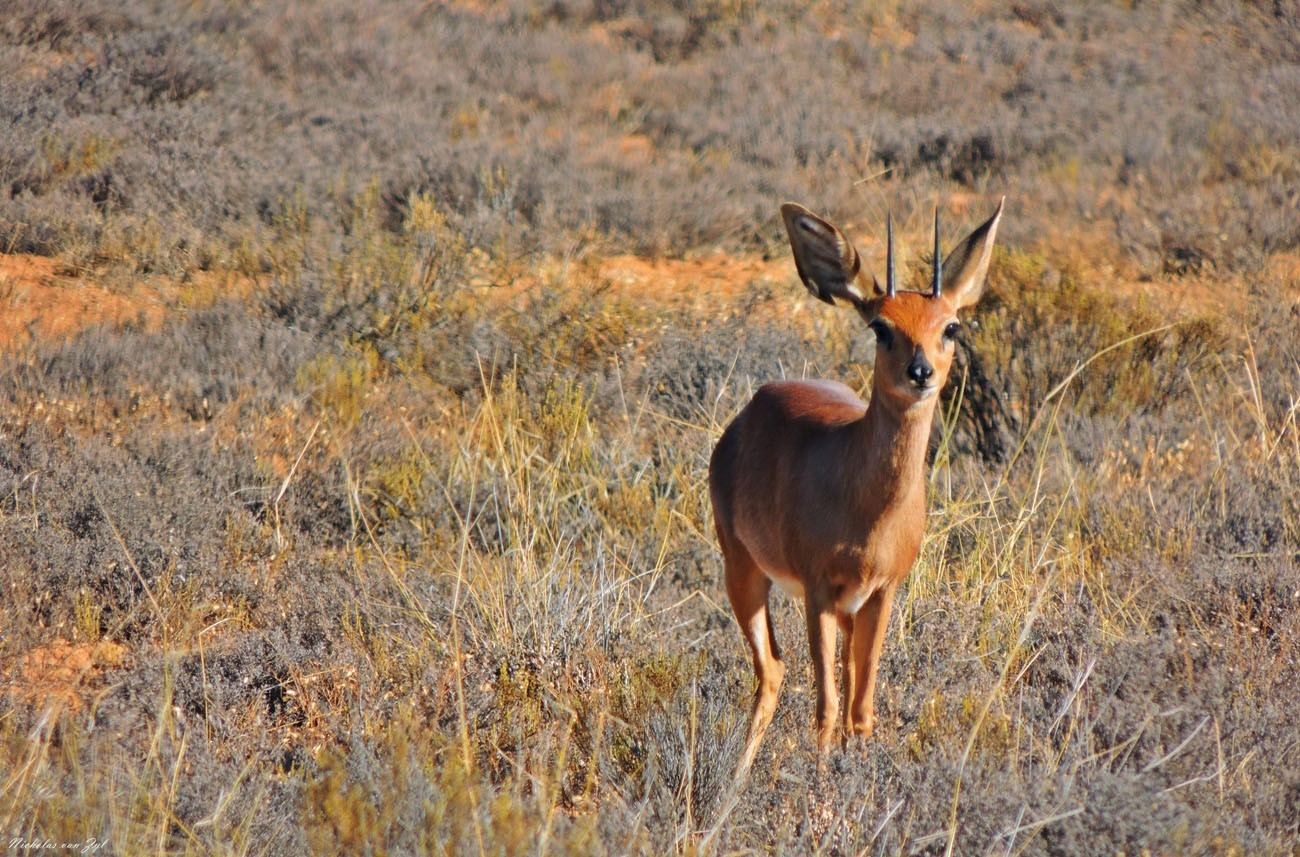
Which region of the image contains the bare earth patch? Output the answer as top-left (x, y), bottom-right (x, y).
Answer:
top-left (4, 225), bottom-right (1261, 363)
top-left (598, 252), bottom-right (789, 309)
top-left (0, 253), bottom-right (255, 354)
top-left (7, 640), bottom-right (127, 714)
top-left (0, 253), bottom-right (165, 352)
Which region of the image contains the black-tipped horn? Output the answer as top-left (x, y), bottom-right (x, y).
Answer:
top-left (886, 211), bottom-right (896, 298)
top-left (931, 206), bottom-right (943, 298)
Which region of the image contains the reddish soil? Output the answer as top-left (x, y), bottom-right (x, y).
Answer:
top-left (0, 253), bottom-right (166, 351)
top-left (3, 237), bottom-right (1289, 359)
top-left (0, 253), bottom-right (258, 354)
top-left (598, 252), bottom-right (790, 308)
top-left (8, 639), bottom-right (127, 713)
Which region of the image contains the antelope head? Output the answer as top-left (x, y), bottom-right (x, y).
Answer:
top-left (781, 199), bottom-right (1005, 409)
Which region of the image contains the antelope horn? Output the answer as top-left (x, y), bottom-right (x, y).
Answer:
top-left (886, 211), bottom-right (896, 298)
top-left (931, 206), bottom-right (943, 298)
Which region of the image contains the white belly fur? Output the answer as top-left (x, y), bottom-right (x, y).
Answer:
top-left (767, 570), bottom-right (805, 599)
top-left (763, 567), bottom-right (882, 617)
top-left (835, 580), bottom-right (882, 616)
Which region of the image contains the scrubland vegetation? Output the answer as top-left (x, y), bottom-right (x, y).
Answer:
top-left (2, 1), bottom-right (1299, 854)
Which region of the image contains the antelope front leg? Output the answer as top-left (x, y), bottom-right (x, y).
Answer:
top-left (839, 613), bottom-right (856, 743)
top-left (848, 585), bottom-right (898, 742)
top-left (806, 601), bottom-right (841, 754)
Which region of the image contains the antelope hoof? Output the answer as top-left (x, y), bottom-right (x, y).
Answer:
top-left (844, 729), bottom-right (873, 755)
top-left (816, 723), bottom-right (839, 756)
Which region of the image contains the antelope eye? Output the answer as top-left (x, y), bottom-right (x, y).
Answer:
top-left (868, 318), bottom-right (894, 350)
top-left (943, 321), bottom-right (961, 341)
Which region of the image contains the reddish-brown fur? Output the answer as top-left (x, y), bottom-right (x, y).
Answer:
top-left (710, 200), bottom-right (1004, 773)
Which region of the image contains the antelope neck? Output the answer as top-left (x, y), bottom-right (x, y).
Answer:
top-left (854, 389), bottom-right (937, 507)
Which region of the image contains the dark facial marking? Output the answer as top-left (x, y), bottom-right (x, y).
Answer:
top-left (868, 318), bottom-right (894, 350)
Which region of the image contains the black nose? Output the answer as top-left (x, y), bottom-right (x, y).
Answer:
top-left (907, 351), bottom-right (934, 387)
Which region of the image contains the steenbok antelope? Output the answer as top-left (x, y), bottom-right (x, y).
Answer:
top-left (710, 199), bottom-right (1004, 771)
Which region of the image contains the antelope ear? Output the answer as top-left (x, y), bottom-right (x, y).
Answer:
top-left (781, 203), bottom-right (877, 309)
top-left (940, 197), bottom-right (1005, 310)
